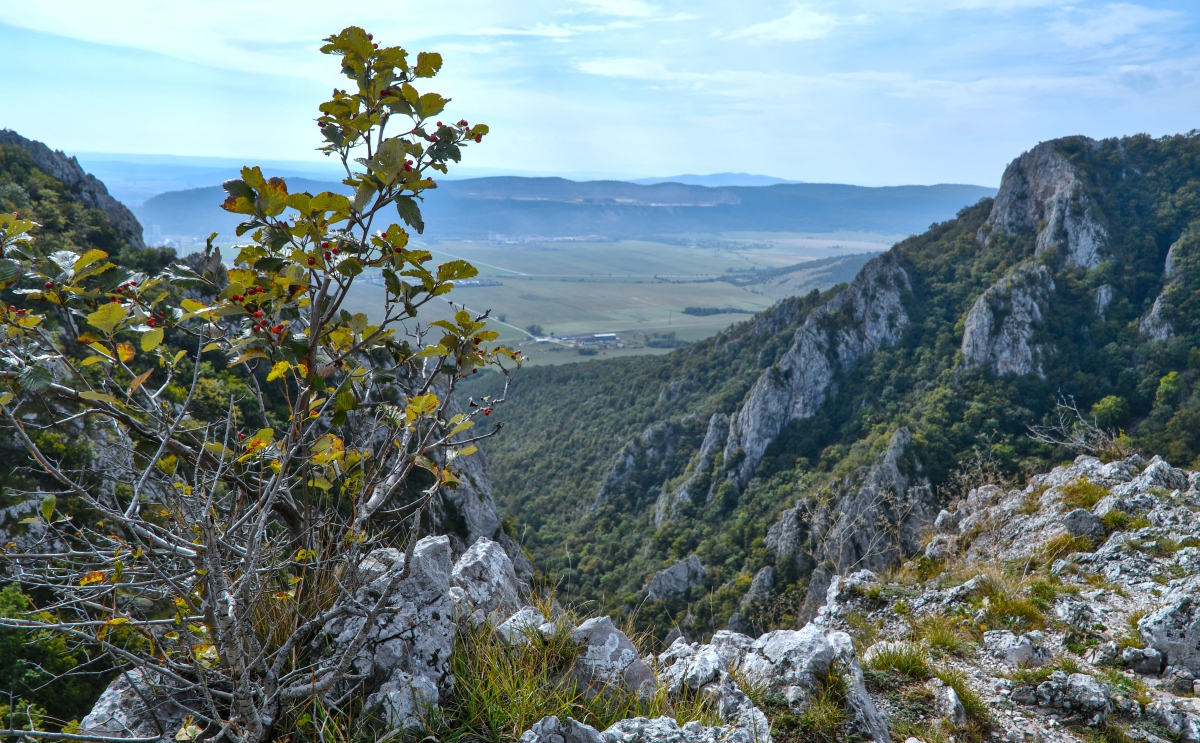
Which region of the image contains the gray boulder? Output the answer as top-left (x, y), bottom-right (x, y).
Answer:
top-left (929, 678), bottom-right (967, 728)
top-left (570, 617), bottom-right (657, 700)
top-left (1122, 646), bottom-right (1166, 676)
top-left (1139, 596), bottom-right (1200, 674)
top-left (329, 536), bottom-right (458, 730)
top-left (984, 630), bottom-right (1051, 667)
top-left (1063, 508), bottom-right (1107, 542)
top-left (80, 670), bottom-right (188, 741)
top-left (452, 536), bottom-right (522, 626)
top-left (601, 715), bottom-right (767, 743)
top-left (924, 533), bottom-right (957, 561)
top-left (739, 625), bottom-right (839, 696)
top-left (520, 716), bottom-right (604, 743)
top-left (646, 555), bottom-right (706, 602)
top-left (498, 607), bottom-right (549, 645)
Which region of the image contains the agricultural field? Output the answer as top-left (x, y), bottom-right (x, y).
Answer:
top-left (337, 234), bottom-right (889, 366)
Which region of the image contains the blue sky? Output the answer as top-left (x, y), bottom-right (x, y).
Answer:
top-left (1, 1), bottom-right (1198, 186)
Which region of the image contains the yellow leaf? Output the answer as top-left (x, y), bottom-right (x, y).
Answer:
top-left (79, 390), bottom-right (120, 405)
top-left (129, 368), bottom-right (154, 393)
top-left (87, 302), bottom-right (128, 335)
top-left (266, 360), bottom-right (291, 382)
top-left (456, 444), bottom-right (478, 457)
top-left (80, 571), bottom-right (107, 586)
top-left (201, 342), bottom-right (220, 352)
top-left (73, 249), bottom-right (109, 273)
top-left (107, 617), bottom-right (129, 626)
top-left (141, 328), bottom-right (164, 352)
top-left (180, 299), bottom-right (206, 313)
top-left (81, 355), bottom-right (111, 367)
top-left (117, 343), bottom-right (135, 363)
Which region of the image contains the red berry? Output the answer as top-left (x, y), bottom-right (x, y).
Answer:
top-left (147, 318), bottom-right (156, 327)
top-left (16, 309), bottom-right (26, 315)
top-left (111, 297), bottom-right (119, 303)
top-left (254, 311), bottom-right (264, 318)
top-left (332, 247), bottom-right (340, 255)
top-left (437, 121), bottom-right (443, 127)
top-left (483, 408), bottom-right (492, 416)
top-left (367, 33), bottom-right (373, 40)
top-left (475, 134), bottom-right (482, 143)
top-left (44, 282), bottom-right (52, 289)
top-left (430, 135), bottom-right (437, 142)
top-left (372, 42), bottom-right (378, 49)
top-left (238, 432), bottom-right (245, 439)
top-left (308, 258), bottom-right (316, 266)
top-left (273, 324), bottom-right (283, 333)
top-left (393, 247), bottom-right (403, 254)
top-left (321, 241), bottom-right (330, 249)
top-left (324, 252), bottom-right (331, 260)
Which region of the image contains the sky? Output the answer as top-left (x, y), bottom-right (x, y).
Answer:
top-left (1, 1), bottom-right (1198, 187)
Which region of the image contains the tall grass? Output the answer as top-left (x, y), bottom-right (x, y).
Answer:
top-left (429, 602), bottom-right (718, 743)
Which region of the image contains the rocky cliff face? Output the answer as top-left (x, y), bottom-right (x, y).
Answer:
top-left (983, 139), bottom-right (1107, 269)
top-left (960, 263), bottom-right (1055, 377)
top-left (718, 252), bottom-right (910, 488)
top-left (0, 130), bottom-right (145, 249)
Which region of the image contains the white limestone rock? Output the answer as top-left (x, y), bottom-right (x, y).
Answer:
top-left (451, 536), bottom-right (522, 626)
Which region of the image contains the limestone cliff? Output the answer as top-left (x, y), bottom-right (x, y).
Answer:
top-left (0, 130), bottom-right (145, 249)
top-left (983, 138), bottom-right (1107, 269)
top-left (960, 263), bottom-right (1055, 377)
top-left (718, 252), bottom-right (910, 488)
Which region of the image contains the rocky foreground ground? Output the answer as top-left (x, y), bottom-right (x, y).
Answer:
top-left (80, 453), bottom-right (1200, 743)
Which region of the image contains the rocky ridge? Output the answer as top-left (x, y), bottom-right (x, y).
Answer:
top-left (0, 130), bottom-right (145, 249)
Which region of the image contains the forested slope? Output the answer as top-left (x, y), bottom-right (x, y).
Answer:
top-left (468, 133), bottom-right (1200, 642)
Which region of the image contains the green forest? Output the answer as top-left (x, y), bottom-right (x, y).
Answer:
top-left (465, 132), bottom-right (1200, 641)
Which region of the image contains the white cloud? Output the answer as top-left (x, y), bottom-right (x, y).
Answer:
top-left (1052, 3), bottom-right (1180, 48)
top-left (725, 5), bottom-right (846, 43)
top-left (573, 0), bottom-right (655, 17)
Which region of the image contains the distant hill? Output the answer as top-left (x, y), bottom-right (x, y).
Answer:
top-left (133, 176), bottom-right (996, 245)
top-left (629, 173), bottom-right (801, 187)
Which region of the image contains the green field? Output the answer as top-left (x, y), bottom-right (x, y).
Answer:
top-left (335, 234), bottom-right (888, 366)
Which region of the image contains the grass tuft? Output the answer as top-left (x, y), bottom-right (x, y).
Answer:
top-left (1060, 479), bottom-right (1110, 510)
top-left (429, 600), bottom-right (718, 743)
top-left (744, 664), bottom-right (849, 743)
top-left (909, 614), bottom-right (973, 659)
top-left (864, 642), bottom-right (931, 680)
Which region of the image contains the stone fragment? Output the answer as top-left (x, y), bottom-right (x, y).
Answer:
top-left (498, 607), bottom-right (548, 645)
top-left (930, 678), bottom-right (967, 728)
top-left (520, 716), bottom-right (605, 743)
top-left (984, 630), bottom-right (1051, 667)
top-left (570, 617), bottom-right (657, 700)
top-left (452, 536), bottom-right (522, 626)
top-left (1140, 597), bottom-right (1200, 675)
top-left (1121, 646), bottom-right (1165, 676)
top-left (1063, 508), bottom-right (1107, 542)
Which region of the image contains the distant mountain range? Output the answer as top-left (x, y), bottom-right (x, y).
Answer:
top-left (629, 173), bottom-right (802, 187)
top-left (133, 176), bottom-right (996, 245)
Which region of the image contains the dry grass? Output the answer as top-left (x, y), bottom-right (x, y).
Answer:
top-left (909, 614), bottom-right (973, 658)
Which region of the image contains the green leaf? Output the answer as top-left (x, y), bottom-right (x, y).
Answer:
top-left (255, 257), bottom-right (286, 273)
top-left (395, 196), bottom-right (425, 234)
top-left (0, 258), bottom-right (22, 288)
top-left (353, 182), bottom-right (377, 213)
top-left (335, 389), bottom-right (358, 412)
top-left (439, 260), bottom-right (479, 282)
top-left (141, 328), bottom-right (164, 352)
top-left (336, 257), bottom-right (363, 278)
top-left (18, 365), bottom-right (52, 393)
top-left (40, 494), bottom-right (56, 521)
top-left (87, 302), bottom-right (129, 334)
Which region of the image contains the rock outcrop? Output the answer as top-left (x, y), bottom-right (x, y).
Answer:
top-left (645, 555), bottom-right (707, 602)
top-left (719, 252), bottom-right (910, 487)
top-left (960, 263), bottom-right (1055, 377)
top-left (0, 129), bottom-right (145, 249)
top-left (983, 138), bottom-right (1107, 269)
